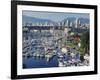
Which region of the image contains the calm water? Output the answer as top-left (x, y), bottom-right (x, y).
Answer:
top-left (23, 56), bottom-right (58, 69)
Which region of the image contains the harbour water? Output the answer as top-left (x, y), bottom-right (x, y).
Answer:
top-left (23, 56), bottom-right (58, 68)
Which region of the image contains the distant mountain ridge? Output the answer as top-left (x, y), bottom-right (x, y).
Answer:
top-left (22, 15), bottom-right (55, 25)
top-left (22, 15), bottom-right (89, 26)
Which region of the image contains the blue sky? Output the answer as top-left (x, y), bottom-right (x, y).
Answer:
top-left (22, 10), bottom-right (90, 22)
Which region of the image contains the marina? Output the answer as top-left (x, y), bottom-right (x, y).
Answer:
top-left (22, 11), bottom-right (90, 69)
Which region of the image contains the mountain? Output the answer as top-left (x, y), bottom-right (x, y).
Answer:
top-left (22, 15), bottom-right (90, 26)
top-left (22, 15), bottom-right (56, 26)
top-left (79, 18), bottom-right (90, 24)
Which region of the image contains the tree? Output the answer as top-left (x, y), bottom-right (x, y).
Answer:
top-left (79, 31), bottom-right (89, 55)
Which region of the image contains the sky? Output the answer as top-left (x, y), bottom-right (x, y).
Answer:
top-left (22, 10), bottom-right (90, 22)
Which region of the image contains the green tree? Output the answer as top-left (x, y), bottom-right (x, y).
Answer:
top-left (79, 31), bottom-right (89, 55)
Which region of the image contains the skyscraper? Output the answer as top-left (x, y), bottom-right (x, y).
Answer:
top-left (75, 18), bottom-right (80, 28)
top-left (65, 20), bottom-right (69, 27)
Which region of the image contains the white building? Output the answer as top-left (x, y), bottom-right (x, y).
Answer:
top-left (75, 18), bottom-right (80, 28)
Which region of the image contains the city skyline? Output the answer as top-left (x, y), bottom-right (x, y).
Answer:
top-left (22, 10), bottom-right (90, 22)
